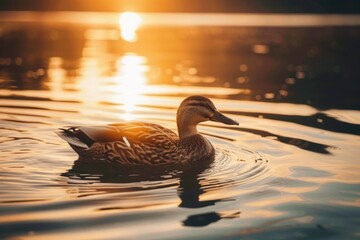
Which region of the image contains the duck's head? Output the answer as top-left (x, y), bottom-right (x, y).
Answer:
top-left (177, 96), bottom-right (239, 139)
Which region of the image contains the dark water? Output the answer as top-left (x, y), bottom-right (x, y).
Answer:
top-left (0, 13), bottom-right (360, 239)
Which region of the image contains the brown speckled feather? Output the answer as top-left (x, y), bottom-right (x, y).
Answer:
top-left (57, 122), bottom-right (214, 165)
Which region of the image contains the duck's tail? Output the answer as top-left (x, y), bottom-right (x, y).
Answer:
top-left (55, 128), bottom-right (90, 149)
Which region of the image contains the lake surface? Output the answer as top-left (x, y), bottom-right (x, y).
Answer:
top-left (0, 13), bottom-right (360, 239)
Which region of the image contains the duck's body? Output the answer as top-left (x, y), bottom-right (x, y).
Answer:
top-left (57, 96), bottom-right (238, 165)
top-left (57, 122), bottom-right (214, 164)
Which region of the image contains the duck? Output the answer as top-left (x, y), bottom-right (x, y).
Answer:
top-left (56, 95), bottom-right (238, 165)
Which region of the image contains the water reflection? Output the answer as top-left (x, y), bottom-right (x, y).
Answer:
top-left (63, 156), bottom-right (214, 199)
top-left (177, 163), bottom-right (229, 208)
top-left (77, 57), bottom-right (103, 110)
top-left (59, 145), bottom-right (269, 230)
top-left (0, 21), bottom-right (359, 108)
top-left (183, 211), bottom-right (240, 227)
top-left (62, 155), bottom-right (241, 227)
top-left (63, 159), bottom-right (182, 184)
top-left (221, 110), bottom-right (360, 136)
top-left (214, 125), bottom-right (334, 154)
top-left (115, 54), bottom-right (148, 120)
top-left (47, 57), bottom-right (66, 96)
top-left (45, 36), bottom-right (149, 120)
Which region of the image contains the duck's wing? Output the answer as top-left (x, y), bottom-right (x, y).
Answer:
top-left (56, 122), bottom-right (178, 148)
top-left (110, 122), bottom-right (179, 144)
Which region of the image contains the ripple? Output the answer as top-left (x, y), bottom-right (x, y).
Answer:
top-left (199, 148), bottom-right (271, 193)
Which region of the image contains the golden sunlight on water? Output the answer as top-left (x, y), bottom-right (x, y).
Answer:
top-left (119, 12), bottom-right (142, 42)
top-left (77, 43), bottom-right (104, 112)
top-left (47, 57), bottom-right (66, 95)
top-left (116, 54), bottom-right (148, 120)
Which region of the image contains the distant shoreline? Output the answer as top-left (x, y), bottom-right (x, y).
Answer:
top-left (1, 11), bottom-right (360, 27)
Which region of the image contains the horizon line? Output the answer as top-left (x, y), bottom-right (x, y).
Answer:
top-left (1, 11), bottom-right (360, 27)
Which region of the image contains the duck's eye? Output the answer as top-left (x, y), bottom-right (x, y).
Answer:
top-left (185, 102), bottom-right (216, 120)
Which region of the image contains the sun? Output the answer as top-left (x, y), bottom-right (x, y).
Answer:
top-left (119, 12), bottom-right (142, 42)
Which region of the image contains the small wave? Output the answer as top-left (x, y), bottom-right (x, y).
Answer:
top-left (199, 148), bottom-right (271, 193)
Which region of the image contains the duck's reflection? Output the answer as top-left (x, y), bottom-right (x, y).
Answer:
top-left (177, 160), bottom-right (229, 208)
top-left (182, 211), bottom-right (240, 227)
top-left (63, 158), bottom-right (183, 183)
top-left (62, 157), bottom-right (239, 227)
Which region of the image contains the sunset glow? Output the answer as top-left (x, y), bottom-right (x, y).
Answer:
top-left (119, 12), bottom-right (142, 42)
top-left (1, 3), bottom-right (359, 239)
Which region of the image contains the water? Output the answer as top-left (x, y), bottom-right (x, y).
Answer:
top-left (0, 14), bottom-right (360, 239)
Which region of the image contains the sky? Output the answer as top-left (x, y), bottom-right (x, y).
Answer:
top-left (1, 0), bottom-right (359, 14)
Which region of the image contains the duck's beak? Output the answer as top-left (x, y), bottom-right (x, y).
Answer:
top-left (210, 111), bottom-right (239, 125)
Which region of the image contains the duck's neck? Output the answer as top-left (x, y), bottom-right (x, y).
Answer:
top-left (177, 114), bottom-right (199, 139)
top-left (177, 123), bottom-right (198, 140)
